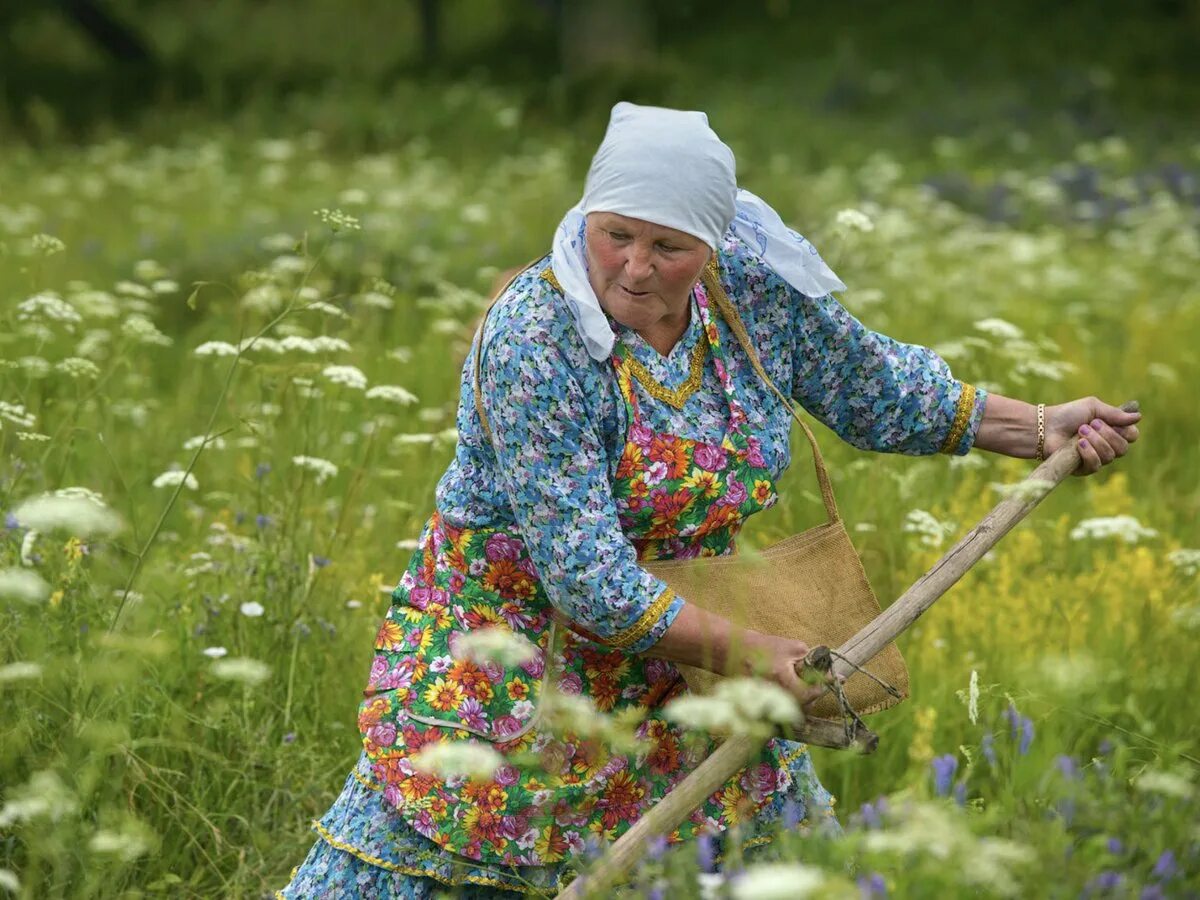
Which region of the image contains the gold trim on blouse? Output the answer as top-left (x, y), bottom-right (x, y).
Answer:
top-left (939, 382), bottom-right (977, 454)
top-left (606, 587), bottom-right (676, 649)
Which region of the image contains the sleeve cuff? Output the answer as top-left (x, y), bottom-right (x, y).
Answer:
top-left (609, 587), bottom-right (685, 654)
top-left (939, 382), bottom-right (988, 455)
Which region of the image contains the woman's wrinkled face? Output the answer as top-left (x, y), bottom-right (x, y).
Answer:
top-left (584, 212), bottom-right (711, 334)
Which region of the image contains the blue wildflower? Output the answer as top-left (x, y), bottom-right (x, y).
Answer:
top-left (1056, 755), bottom-right (1079, 779)
top-left (1005, 702), bottom-right (1021, 738)
top-left (782, 798), bottom-right (804, 829)
top-left (1098, 738), bottom-right (1114, 756)
top-left (982, 731), bottom-right (996, 765)
top-left (696, 833), bottom-right (715, 873)
top-left (857, 872), bottom-right (887, 898)
top-left (1139, 886), bottom-right (1166, 900)
top-left (859, 796), bottom-right (887, 829)
top-left (313, 555), bottom-right (331, 568)
top-left (1106, 837), bottom-right (1124, 855)
top-left (282, 732), bottom-right (296, 744)
top-left (1018, 716), bottom-right (1035, 755)
top-left (647, 835), bottom-right (668, 861)
top-left (256, 513), bottom-right (272, 529)
top-left (255, 462), bottom-right (272, 480)
top-left (953, 781), bottom-right (967, 807)
top-left (4, 511), bottom-right (19, 530)
top-left (931, 754), bottom-right (958, 796)
top-left (1151, 849), bottom-right (1176, 880)
top-left (1085, 871), bottom-right (1123, 895)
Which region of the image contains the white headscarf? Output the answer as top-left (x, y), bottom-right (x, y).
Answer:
top-left (551, 101), bottom-right (847, 362)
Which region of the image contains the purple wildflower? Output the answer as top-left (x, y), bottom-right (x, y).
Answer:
top-left (1139, 886), bottom-right (1166, 900)
top-left (282, 732), bottom-right (296, 744)
top-left (255, 462), bottom-right (272, 480)
top-left (1106, 837), bottom-right (1124, 855)
top-left (857, 872), bottom-right (887, 898)
top-left (1084, 871), bottom-right (1124, 895)
top-left (782, 798), bottom-right (804, 829)
top-left (1005, 702), bottom-right (1021, 738)
top-left (982, 731), bottom-right (996, 765)
top-left (4, 512), bottom-right (19, 530)
top-left (313, 555), bottom-right (331, 568)
top-left (1018, 716), bottom-right (1035, 755)
top-left (647, 835), bottom-right (668, 861)
top-left (696, 834), bottom-right (715, 873)
top-left (256, 513), bottom-right (271, 529)
top-left (859, 796), bottom-right (887, 830)
top-left (953, 781), bottom-right (967, 807)
top-left (1056, 755), bottom-right (1079, 779)
top-left (932, 754), bottom-right (958, 796)
top-left (647, 889), bottom-right (665, 900)
top-left (1151, 850), bottom-right (1176, 880)
top-left (1098, 738), bottom-right (1114, 756)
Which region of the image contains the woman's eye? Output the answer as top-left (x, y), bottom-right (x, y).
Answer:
top-left (608, 231), bottom-right (630, 241)
top-left (658, 244), bottom-right (678, 253)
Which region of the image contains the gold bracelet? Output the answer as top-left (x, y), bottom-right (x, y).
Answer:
top-left (1035, 403), bottom-right (1046, 461)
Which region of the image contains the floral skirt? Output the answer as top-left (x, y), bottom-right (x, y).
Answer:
top-left (277, 744), bottom-right (840, 898)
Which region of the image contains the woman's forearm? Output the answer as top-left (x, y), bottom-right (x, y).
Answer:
top-left (972, 392), bottom-right (1038, 458)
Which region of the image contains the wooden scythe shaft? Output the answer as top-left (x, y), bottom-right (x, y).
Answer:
top-left (554, 403), bottom-right (1137, 900)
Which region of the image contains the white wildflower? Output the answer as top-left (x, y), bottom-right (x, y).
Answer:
top-left (1069, 515), bottom-right (1158, 544)
top-left (411, 741), bottom-right (502, 780)
top-left (455, 627), bottom-right (538, 667)
top-left (393, 433), bottom-right (436, 446)
top-left (396, 538), bottom-right (420, 550)
top-left (292, 455), bottom-right (339, 484)
top-left (17, 292), bottom-right (82, 326)
top-left (121, 314), bottom-right (172, 346)
top-left (949, 454), bottom-right (988, 470)
top-left (1134, 769), bottom-right (1194, 800)
top-left (115, 280), bottom-right (153, 299)
top-left (305, 300), bottom-right (348, 318)
top-left (12, 493), bottom-right (122, 537)
top-left (835, 208), bottom-right (875, 233)
top-left (194, 341), bottom-right (239, 357)
top-left (322, 364), bottom-right (368, 390)
top-left (968, 669), bottom-right (979, 724)
top-left (1167, 548), bottom-right (1200, 577)
top-left (152, 470), bottom-right (199, 491)
top-left (0, 868), bottom-right (19, 892)
top-left (731, 863), bottom-right (825, 899)
top-left (314, 208), bottom-right (361, 231)
top-left (973, 318), bottom-right (1025, 340)
top-left (0, 401), bottom-right (37, 428)
top-left (151, 279), bottom-right (179, 295)
top-left (55, 357), bottom-right (101, 380)
top-left (358, 291), bottom-right (394, 310)
top-left (18, 356), bottom-right (51, 378)
top-left (0, 568), bottom-right (52, 603)
top-left (1171, 605), bottom-right (1200, 630)
top-left (0, 662), bottom-right (43, 683)
top-left (902, 509), bottom-right (957, 548)
top-left (0, 771), bottom-right (77, 826)
top-left (241, 284), bottom-right (285, 315)
top-left (240, 336), bottom-right (283, 355)
top-left (310, 335), bottom-right (353, 353)
top-left (388, 346), bottom-right (413, 363)
top-left (366, 385), bottom-right (418, 405)
top-left (183, 434), bottom-right (226, 451)
top-left (338, 188), bottom-right (368, 206)
top-left (239, 601), bottom-right (265, 617)
top-left (203, 647), bottom-right (228, 659)
top-left (70, 289), bottom-right (120, 319)
top-left (665, 677), bottom-right (799, 735)
top-left (16, 432), bottom-right (51, 442)
top-left (31, 233), bottom-right (65, 255)
top-left (270, 254), bottom-right (308, 276)
top-left (19, 531), bottom-right (38, 567)
top-left (211, 657), bottom-right (271, 685)
top-left (89, 822), bottom-right (154, 862)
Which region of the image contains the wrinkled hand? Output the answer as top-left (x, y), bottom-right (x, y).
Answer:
top-left (1043, 397), bottom-right (1141, 476)
top-left (744, 633), bottom-right (841, 712)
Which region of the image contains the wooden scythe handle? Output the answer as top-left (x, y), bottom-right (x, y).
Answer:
top-left (553, 402), bottom-right (1138, 899)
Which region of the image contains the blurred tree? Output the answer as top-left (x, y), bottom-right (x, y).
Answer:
top-left (55, 0), bottom-right (155, 64)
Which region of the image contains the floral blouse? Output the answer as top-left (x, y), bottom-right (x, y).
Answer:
top-left (437, 233), bottom-right (986, 655)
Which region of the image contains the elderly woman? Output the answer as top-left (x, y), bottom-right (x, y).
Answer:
top-left (278, 103), bottom-right (1140, 898)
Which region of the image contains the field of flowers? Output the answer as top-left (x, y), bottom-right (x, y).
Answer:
top-left (2, 25), bottom-right (1200, 897)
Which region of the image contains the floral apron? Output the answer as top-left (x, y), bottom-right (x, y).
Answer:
top-left (357, 274), bottom-right (803, 867)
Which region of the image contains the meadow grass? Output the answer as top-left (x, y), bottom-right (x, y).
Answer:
top-left (2, 23), bottom-right (1199, 896)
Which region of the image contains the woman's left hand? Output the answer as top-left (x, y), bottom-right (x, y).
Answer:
top-left (1043, 397), bottom-right (1142, 476)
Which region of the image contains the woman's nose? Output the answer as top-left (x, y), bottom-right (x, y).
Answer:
top-left (624, 245), bottom-right (654, 281)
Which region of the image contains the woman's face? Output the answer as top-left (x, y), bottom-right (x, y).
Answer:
top-left (584, 212), bottom-right (712, 334)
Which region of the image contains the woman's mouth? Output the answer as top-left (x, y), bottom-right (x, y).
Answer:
top-left (617, 284), bottom-right (650, 298)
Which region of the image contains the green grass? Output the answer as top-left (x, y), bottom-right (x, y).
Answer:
top-left (1, 7), bottom-right (1199, 897)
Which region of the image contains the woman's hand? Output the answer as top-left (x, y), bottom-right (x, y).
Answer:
top-left (1044, 397), bottom-right (1141, 476)
top-left (743, 632), bottom-right (837, 711)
